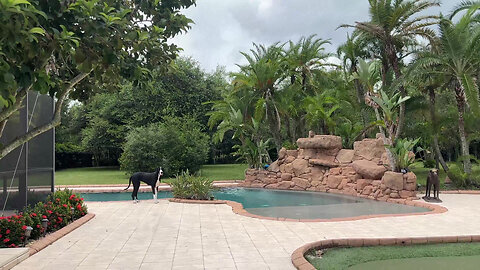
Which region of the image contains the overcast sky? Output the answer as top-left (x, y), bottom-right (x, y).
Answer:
top-left (172, 0), bottom-right (459, 72)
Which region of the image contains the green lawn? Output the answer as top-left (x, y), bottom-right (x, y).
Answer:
top-left (410, 162), bottom-right (480, 188)
top-left (55, 164), bottom-right (248, 185)
top-left (306, 242), bottom-right (480, 270)
top-left (410, 162), bottom-right (447, 187)
top-left (197, 164), bottom-right (248, 181)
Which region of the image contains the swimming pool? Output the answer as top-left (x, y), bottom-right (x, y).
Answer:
top-left (81, 188), bottom-right (430, 219)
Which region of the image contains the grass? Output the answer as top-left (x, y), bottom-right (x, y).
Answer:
top-left (410, 162), bottom-right (447, 187)
top-left (410, 161), bottom-right (480, 189)
top-left (197, 164), bottom-right (248, 181)
top-left (55, 164), bottom-right (248, 185)
top-left (306, 242), bottom-right (480, 270)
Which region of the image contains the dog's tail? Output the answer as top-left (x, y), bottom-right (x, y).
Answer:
top-left (124, 176), bottom-right (132, 190)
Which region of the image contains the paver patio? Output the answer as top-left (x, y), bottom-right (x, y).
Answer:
top-left (12, 194), bottom-right (480, 270)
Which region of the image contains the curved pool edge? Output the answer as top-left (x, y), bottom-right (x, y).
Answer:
top-left (290, 235), bottom-right (480, 270)
top-left (167, 195), bottom-right (447, 223)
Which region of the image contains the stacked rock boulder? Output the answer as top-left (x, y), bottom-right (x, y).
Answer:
top-left (241, 134), bottom-right (418, 201)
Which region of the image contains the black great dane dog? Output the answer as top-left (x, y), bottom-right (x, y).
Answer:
top-left (124, 168), bottom-right (163, 203)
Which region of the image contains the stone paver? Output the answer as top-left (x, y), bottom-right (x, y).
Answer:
top-left (0, 247), bottom-right (29, 270)
top-left (12, 194), bottom-right (480, 269)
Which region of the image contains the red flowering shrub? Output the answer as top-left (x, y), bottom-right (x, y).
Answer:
top-left (0, 189), bottom-right (87, 248)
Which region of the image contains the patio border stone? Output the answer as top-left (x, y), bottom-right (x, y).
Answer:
top-left (28, 213), bottom-right (95, 256)
top-left (441, 190), bottom-right (480, 194)
top-left (168, 196), bottom-right (447, 222)
top-left (290, 234), bottom-right (480, 270)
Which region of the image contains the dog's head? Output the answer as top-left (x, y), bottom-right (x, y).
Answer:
top-left (429, 169), bottom-right (438, 175)
top-left (156, 167), bottom-right (164, 181)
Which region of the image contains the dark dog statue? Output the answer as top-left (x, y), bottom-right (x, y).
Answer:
top-left (423, 169), bottom-right (441, 202)
top-left (124, 167), bottom-right (163, 203)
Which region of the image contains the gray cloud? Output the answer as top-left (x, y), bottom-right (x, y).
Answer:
top-left (172, 0), bottom-right (460, 72)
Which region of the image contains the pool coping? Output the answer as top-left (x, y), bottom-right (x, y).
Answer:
top-left (168, 196), bottom-right (447, 222)
top-left (57, 182), bottom-right (240, 193)
top-left (290, 235), bottom-right (480, 270)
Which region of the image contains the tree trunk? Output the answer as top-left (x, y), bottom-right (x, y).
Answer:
top-left (379, 133), bottom-right (398, 172)
top-left (285, 117), bottom-right (292, 143)
top-left (428, 87), bottom-right (449, 172)
top-left (0, 72), bottom-right (90, 160)
top-left (0, 120), bottom-right (7, 139)
top-left (373, 108), bottom-right (397, 171)
top-left (267, 108), bottom-right (282, 151)
top-left (454, 81), bottom-right (472, 175)
top-left (374, 107), bottom-right (385, 134)
top-left (386, 43), bottom-right (406, 139)
top-left (351, 65), bottom-right (368, 127)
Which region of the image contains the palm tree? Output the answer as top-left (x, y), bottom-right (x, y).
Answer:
top-left (286, 35), bottom-right (331, 92)
top-left (276, 84), bottom-right (307, 143)
top-left (303, 91), bottom-right (340, 135)
top-left (351, 59), bottom-right (385, 133)
top-left (449, 1), bottom-right (480, 18)
top-left (232, 43), bottom-right (286, 149)
top-left (406, 56), bottom-right (450, 172)
top-left (415, 8), bottom-right (480, 175)
top-left (337, 33), bottom-right (372, 126)
top-left (341, 0), bottom-right (440, 138)
top-left (337, 33), bottom-right (369, 104)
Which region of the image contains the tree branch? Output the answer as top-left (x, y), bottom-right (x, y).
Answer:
top-left (0, 87), bottom-right (29, 123)
top-left (0, 72), bottom-right (90, 159)
top-left (0, 119), bottom-right (7, 139)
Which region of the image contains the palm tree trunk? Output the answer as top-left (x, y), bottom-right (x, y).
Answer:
top-left (454, 81), bottom-right (472, 175)
top-left (373, 107), bottom-right (397, 171)
top-left (285, 117), bottom-right (292, 142)
top-left (428, 87), bottom-right (449, 172)
top-left (351, 65), bottom-right (368, 126)
top-left (267, 108), bottom-right (282, 151)
top-left (374, 107), bottom-right (385, 134)
top-left (386, 43), bottom-right (406, 139)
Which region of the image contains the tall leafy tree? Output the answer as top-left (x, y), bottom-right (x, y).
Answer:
top-left (337, 33), bottom-right (374, 127)
top-left (0, 0), bottom-right (195, 159)
top-left (342, 0), bottom-right (440, 138)
top-left (232, 43), bottom-right (286, 149)
top-left (406, 56), bottom-right (450, 172)
top-left (415, 6), bottom-right (480, 175)
top-left (286, 35), bottom-right (331, 92)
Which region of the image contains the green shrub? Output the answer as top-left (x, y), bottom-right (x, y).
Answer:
top-left (386, 138), bottom-right (420, 171)
top-left (0, 189), bottom-right (87, 248)
top-left (422, 159), bottom-right (436, 168)
top-left (55, 142), bottom-right (84, 153)
top-left (282, 141), bottom-right (297, 150)
top-left (119, 116), bottom-right (209, 177)
top-left (447, 159), bottom-right (480, 189)
top-left (167, 170), bottom-right (213, 200)
top-left (447, 165), bottom-right (469, 188)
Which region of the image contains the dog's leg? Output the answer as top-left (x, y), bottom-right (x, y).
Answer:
top-left (133, 182), bottom-right (140, 204)
top-left (151, 185), bottom-right (158, 203)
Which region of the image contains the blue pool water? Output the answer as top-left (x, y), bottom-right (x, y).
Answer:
top-left (81, 188), bottom-right (430, 219)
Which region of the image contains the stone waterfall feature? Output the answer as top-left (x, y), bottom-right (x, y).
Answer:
top-left (241, 135), bottom-right (418, 201)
